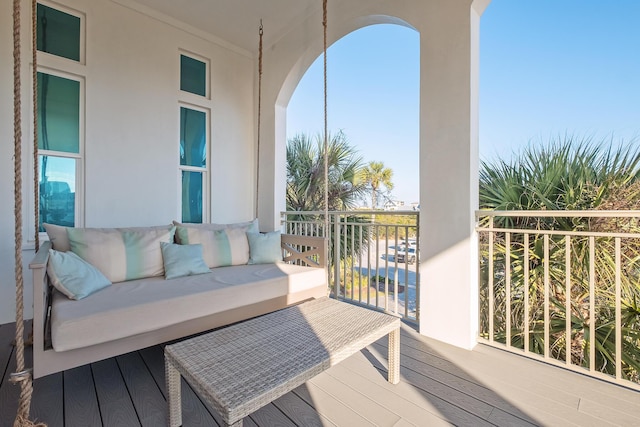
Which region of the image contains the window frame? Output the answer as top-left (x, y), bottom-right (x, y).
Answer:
top-left (36, 0), bottom-right (86, 65)
top-left (178, 50), bottom-right (210, 100)
top-left (31, 66), bottom-right (86, 243)
top-left (177, 102), bottom-right (210, 223)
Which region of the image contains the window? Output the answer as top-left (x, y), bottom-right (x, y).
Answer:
top-left (178, 52), bottom-right (209, 223)
top-left (37, 3), bottom-right (82, 62)
top-left (35, 2), bottom-right (84, 234)
top-left (37, 72), bottom-right (82, 230)
top-left (180, 55), bottom-right (207, 97)
top-left (179, 106), bottom-right (208, 223)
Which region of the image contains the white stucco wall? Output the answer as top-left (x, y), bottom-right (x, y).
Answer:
top-left (259, 0), bottom-right (488, 349)
top-left (0, 0), bottom-right (255, 324)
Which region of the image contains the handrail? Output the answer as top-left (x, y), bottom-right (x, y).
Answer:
top-left (477, 209), bottom-right (640, 218)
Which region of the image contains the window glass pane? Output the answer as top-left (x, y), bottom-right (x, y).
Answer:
top-left (39, 155), bottom-right (75, 231)
top-left (37, 73), bottom-right (80, 154)
top-left (180, 55), bottom-right (206, 96)
top-left (182, 171), bottom-right (203, 223)
top-left (180, 107), bottom-right (206, 167)
top-left (37, 3), bottom-right (81, 61)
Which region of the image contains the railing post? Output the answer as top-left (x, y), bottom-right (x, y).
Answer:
top-left (333, 212), bottom-right (340, 299)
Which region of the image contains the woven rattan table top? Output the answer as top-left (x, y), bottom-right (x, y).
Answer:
top-left (165, 297), bottom-right (400, 424)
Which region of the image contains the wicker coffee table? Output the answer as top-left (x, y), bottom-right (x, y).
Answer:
top-left (164, 297), bottom-right (401, 427)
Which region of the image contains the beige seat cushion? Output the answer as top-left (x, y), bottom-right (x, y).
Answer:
top-left (50, 263), bottom-right (327, 351)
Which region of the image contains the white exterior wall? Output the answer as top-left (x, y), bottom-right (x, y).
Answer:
top-left (0, 0), bottom-right (255, 324)
top-left (259, 0), bottom-right (488, 349)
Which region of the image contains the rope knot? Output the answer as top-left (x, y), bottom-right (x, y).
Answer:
top-left (9, 369), bottom-right (32, 385)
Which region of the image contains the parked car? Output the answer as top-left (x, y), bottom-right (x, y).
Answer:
top-left (395, 247), bottom-right (419, 264)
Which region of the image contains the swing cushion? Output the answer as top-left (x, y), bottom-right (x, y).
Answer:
top-left (47, 249), bottom-right (111, 300)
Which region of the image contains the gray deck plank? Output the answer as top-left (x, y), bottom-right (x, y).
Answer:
top-left (369, 340), bottom-right (539, 425)
top-left (0, 338), bottom-right (18, 427)
top-left (341, 350), bottom-right (496, 427)
top-left (309, 370), bottom-right (402, 426)
top-left (272, 390), bottom-right (337, 427)
top-left (1, 319), bottom-right (639, 427)
top-left (389, 329), bottom-right (625, 427)
top-left (92, 357), bottom-right (141, 427)
top-left (31, 372), bottom-right (64, 427)
top-left (294, 382), bottom-right (376, 426)
top-left (116, 351), bottom-right (167, 427)
top-left (138, 345), bottom-right (222, 426)
top-left (249, 403), bottom-right (297, 427)
top-left (64, 364), bottom-right (102, 427)
top-left (327, 358), bottom-right (453, 427)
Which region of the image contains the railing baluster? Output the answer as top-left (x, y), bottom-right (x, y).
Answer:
top-left (333, 213), bottom-right (340, 299)
top-left (367, 220), bottom-right (372, 308)
top-left (415, 214), bottom-right (420, 322)
top-left (384, 225), bottom-right (389, 312)
top-left (375, 223), bottom-right (380, 309)
top-left (615, 237), bottom-right (622, 380)
top-left (506, 232), bottom-right (511, 348)
top-left (524, 233), bottom-right (530, 353)
top-left (393, 225), bottom-right (399, 315)
top-left (358, 224), bottom-right (363, 304)
top-left (488, 217), bottom-right (494, 343)
top-left (565, 235), bottom-right (571, 365)
top-left (589, 235), bottom-right (595, 372)
top-left (544, 234), bottom-right (550, 359)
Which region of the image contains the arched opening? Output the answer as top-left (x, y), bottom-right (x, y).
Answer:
top-left (280, 22), bottom-right (420, 319)
top-left (286, 23), bottom-right (419, 211)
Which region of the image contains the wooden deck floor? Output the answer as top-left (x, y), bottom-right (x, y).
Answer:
top-left (1, 321), bottom-right (639, 427)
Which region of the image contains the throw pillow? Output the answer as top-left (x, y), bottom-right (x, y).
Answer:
top-left (47, 249), bottom-right (112, 300)
top-left (43, 223), bottom-right (71, 252)
top-left (172, 219), bottom-right (259, 244)
top-left (247, 231), bottom-right (283, 264)
top-left (175, 226), bottom-right (250, 268)
top-left (160, 242), bottom-right (211, 280)
top-left (67, 226), bottom-right (176, 283)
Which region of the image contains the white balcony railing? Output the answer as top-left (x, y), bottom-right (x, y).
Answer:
top-left (281, 210), bottom-right (419, 322)
top-left (476, 210), bottom-right (640, 390)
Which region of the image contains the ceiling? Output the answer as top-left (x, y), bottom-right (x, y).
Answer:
top-left (131, 0), bottom-right (320, 54)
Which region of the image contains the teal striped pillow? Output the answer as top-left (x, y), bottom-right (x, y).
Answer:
top-left (67, 226), bottom-right (176, 283)
top-left (175, 226), bottom-right (250, 268)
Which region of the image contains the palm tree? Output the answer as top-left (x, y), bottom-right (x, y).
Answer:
top-left (286, 131), bottom-right (371, 274)
top-left (286, 131), bottom-right (367, 212)
top-left (362, 161), bottom-right (394, 209)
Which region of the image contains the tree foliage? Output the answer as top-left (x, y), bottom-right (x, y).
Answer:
top-left (286, 131), bottom-right (367, 212)
top-left (478, 136), bottom-right (640, 383)
top-left (362, 161), bottom-right (394, 209)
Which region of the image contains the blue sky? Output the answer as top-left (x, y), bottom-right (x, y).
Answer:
top-left (287, 1), bottom-right (640, 206)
